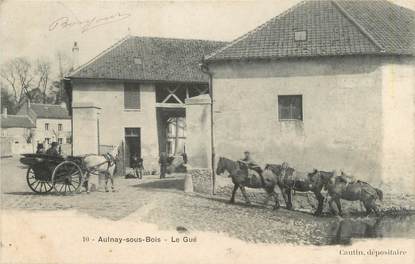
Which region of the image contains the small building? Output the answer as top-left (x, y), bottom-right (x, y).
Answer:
top-left (203, 0), bottom-right (415, 191)
top-left (17, 102), bottom-right (72, 151)
top-left (64, 36), bottom-right (225, 170)
top-left (1, 108), bottom-right (35, 156)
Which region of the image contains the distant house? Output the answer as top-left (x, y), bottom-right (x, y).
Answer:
top-left (17, 102), bottom-right (72, 148)
top-left (64, 36), bottom-right (225, 170)
top-left (203, 0), bottom-right (415, 190)
top-left (1, 108), bottom-right (35, 156)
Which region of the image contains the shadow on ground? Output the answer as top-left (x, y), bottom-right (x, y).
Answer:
top-left (134, 178), bottom-right (184, 191)
top-left (3, 191), bottom-right (48, 196)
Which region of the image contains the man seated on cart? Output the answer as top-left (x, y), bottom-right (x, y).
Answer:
top-left (45, 142), bottom-right (61, 157)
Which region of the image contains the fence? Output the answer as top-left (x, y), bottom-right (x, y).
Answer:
top-left (1, 137), bottom-right (13, 157)
top-left (1, 136), bottom-right (34, 157)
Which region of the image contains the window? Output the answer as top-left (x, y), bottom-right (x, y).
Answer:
top-left (294, 30), bottom-right (307, 41)
top-left (278, 95), bottom-right (303, 121)
top-left (58, 124), bottom-right (62, 131)
top-left (58, 138), bottom-right (63, 144)
top-left (125, 127), bottom-right (140, 137)
top-left (124, 83), bottom-right (140, 110)
top-left (66, 136), bottom-right (72, 144)
top-left (45, 123), bottom-right (49, 130)
top-left (45, 138), bottom-right (50, 144)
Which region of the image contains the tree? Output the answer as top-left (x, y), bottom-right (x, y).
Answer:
top-left (1, 87), bottom-right (17, 114)
top-left (0, 57), bottom-right (33, 106)
top-left (53, 51), bottom-right (72, 104)
top-left (0, 57), bottom-right (56, 107)
top-left (34, 59), bottom-right (52, 103)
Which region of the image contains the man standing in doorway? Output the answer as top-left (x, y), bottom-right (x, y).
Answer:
top-left (159, 152), bottom-right (168, 179)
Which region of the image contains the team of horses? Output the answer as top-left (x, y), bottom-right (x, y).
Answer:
top-left (80, 148), bottom-right (383, 216)
top-left (216, 157), bottom-right (383, 216)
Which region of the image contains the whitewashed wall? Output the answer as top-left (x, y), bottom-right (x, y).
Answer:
top-left (381, 57), bottom-right (415, 192)
top-left (71, 80), bottom-right (159, 169)
top-left (209, 56), bottom-right (385, 184)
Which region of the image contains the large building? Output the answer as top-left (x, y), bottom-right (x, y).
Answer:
top-left (65, 36), bottom-right (225, 169)
top-left (203, 0), bottom-right (415, 191)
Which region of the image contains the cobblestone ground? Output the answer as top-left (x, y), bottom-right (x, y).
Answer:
top-left (1, 157), bottom-right (414, 245)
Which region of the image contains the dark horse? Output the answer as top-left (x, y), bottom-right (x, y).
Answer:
top-left (216, 157), bottom-right (280, 209)
top-left (266, 164), bottom-right (333, 216)
top-left (308, 171), bottom-right (383, 216)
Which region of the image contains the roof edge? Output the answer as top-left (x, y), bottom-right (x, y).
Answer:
top-left (204, 52), bottom-right (414, 64)
top-left (67, 77), bottom-right (210, 84)
top-left (67, 34), bottom-right (132, 78)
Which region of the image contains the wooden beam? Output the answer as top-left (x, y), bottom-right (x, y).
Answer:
top-left (156, 103), bottom-right (185, 108)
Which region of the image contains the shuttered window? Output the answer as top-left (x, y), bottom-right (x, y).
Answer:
top-left (278, 95), bottom-right (303, 121)
top-left (124, 83), bottom-right (141, 109)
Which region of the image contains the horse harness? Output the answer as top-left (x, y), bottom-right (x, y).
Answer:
top-left (281, 165), bottom-right (297, 190)
top-left (85, 153), bottom-right (116, 175)
top-left (103, 153), bottom-right (116, 169)
top-left (237, 160), bottom-right (266, 187)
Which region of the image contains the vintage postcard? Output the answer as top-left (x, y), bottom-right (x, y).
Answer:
top-left (0, 0), bottom-right (414, 263)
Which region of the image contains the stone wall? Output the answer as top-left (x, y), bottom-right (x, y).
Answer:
top-left (189, 168), bottom-right (213, 194)
top-left (185, 94), bottom-right (214, 194)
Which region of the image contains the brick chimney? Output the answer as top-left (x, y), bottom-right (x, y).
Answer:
top-left (72, 41), bottom-right (79, 69)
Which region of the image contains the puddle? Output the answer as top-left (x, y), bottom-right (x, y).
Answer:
top-left (328, 214), bottom-right (415, 245)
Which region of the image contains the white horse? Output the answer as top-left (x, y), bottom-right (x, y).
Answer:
top-left (82, 145), bottom-right (120, 193)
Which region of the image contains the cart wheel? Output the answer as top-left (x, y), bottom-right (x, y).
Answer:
top-left (52, 161), bottom-right (83, 194)
top-left (26, 167), bottom-right (53, 193)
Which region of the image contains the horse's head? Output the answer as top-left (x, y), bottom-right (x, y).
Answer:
top-left (216, 157), bottom-right (225, 175)
top-left (110, 144), bottom-right (120, 162)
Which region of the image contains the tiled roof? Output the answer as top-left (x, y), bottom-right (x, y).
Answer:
top-left (1, 115), bottom-right (35, 128)
top-left (205, 0), bottom-right (415, 61)
top-left (29, 104), bottom-right (71, 119)
top-left (69, 36), bottom-right (226, 82)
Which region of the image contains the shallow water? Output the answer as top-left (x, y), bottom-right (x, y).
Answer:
top-left (328, 214), bottom-right (415, 245)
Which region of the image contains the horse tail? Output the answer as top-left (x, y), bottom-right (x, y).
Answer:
top-left (375, 188), bottom-right (383, 201)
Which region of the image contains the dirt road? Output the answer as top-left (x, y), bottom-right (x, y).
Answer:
top-left (1, 157), bottom-right (414, 245)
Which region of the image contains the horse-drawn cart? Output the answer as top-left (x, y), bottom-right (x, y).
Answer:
top-left (20, 154), bottom-right (84, 194)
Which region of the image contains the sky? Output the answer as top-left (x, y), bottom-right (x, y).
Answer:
top-left (1, 0), bottom-right (414, 67)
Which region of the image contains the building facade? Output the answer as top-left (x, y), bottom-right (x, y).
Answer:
top-left (65, 36), bottom-right (225, 170)
top-left (17, 102), bottom-right (72, 152)
top-left (1, 108), bottom-right (36, 156)
top-left (204, 0), bottom-right (415, 191)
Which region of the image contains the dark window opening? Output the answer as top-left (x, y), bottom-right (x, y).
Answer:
top-left (278, 95), bottom-right (303, 121)
top-left (124, 83), bottom-right (141, 109)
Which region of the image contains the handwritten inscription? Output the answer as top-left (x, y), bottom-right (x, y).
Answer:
top-left (49, 12), bottom-right (131, 33)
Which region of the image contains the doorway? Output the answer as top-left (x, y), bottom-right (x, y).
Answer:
top-left (156, 108), bottom-right (186, 156)
top-left (125, 127), bottom-right (141, 168)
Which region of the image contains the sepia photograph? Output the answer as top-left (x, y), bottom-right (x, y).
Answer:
top-left (0, 0), bottom-right (414, 263)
